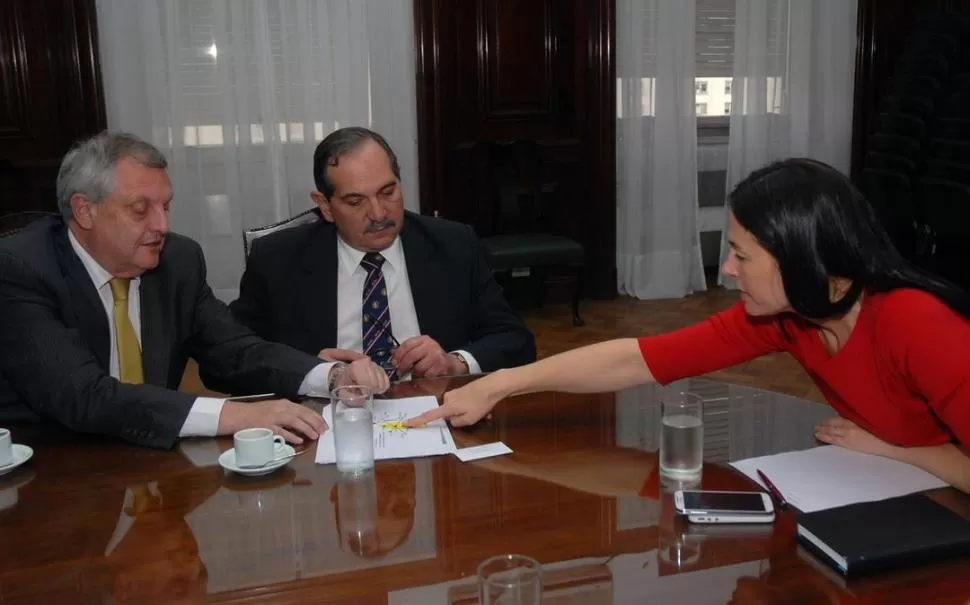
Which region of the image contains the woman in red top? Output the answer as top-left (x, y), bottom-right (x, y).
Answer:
top-left (409, 159), bottom-right (970, 491)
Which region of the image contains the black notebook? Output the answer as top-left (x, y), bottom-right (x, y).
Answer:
top-left (796, 493), bottom-right (970, 577)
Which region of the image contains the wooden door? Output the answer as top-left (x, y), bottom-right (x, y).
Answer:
top-left (414, 0), bottom-right (617, 300)
top-left (0, 0), bottom-right (106, 216)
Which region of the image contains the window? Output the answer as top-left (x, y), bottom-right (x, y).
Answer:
top-left (696, 0), bottom-right (734, 78)
top-left (617, 0), bottom-right (734, 128)
top-left (168, 1), bottom-right (376, 148)
top-left (696, 0), bottom-right (734, 140)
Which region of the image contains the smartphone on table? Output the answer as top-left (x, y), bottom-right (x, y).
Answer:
top-left (674, 489), bottom-right (776, 524)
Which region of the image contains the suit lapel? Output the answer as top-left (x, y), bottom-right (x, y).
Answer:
top-left (301, 224), bottom-right (339, 347)
top-left (400, 220), bottom-right (439, 336)
top-left (138, 271), bottom-right (171, 387)
top-left (53, 227), bottom-right (111, 372)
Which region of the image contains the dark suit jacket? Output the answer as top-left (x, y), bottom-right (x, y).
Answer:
top-left (226, 210), bottom-right (535, 374)
top-left (0, 218), bottom-right (321, 449)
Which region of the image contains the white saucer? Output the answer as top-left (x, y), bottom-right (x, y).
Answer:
top-left (0, 444), bottom-right (33, 477)
top-left (219, 444), bottom-right (296, 476)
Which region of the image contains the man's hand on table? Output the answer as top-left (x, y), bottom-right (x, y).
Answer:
top-left (337, 357), bottom-right (391, 393)
top-left (219, 398), bottom-right (328, 445)
top-left (392, 336), bottom-right (468, 379)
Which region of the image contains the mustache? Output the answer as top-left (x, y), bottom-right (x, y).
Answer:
top-left (364, 219), bottom-right (396, 233)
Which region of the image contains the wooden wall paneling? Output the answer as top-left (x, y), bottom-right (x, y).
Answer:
top-left (0, 0), bottom-right (106, 216)
top-left (849, 0), bottom-right (970, 175)
top-left (414, 0), bottom-right (617, 300)
top-left (584, 0), bottom-right (618, 301)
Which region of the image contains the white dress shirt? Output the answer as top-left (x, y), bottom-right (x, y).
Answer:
top-left (68, 231), bottom-right (331, 437)
top-left (335, 235), bottom-right (481, 374)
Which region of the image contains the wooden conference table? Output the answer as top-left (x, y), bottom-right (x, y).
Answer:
top-left (1, 377), bottom-right (969, 604)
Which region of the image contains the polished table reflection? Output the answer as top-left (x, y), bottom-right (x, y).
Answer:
top-left (2, 377), bottom-right (970, 604)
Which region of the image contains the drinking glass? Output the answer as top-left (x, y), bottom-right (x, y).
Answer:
top-left (478, 554), bottom-right (543, 605)
top-left (660, 391), bottom-right (704, 481)
top-left (332, 385), bottom-right (375, 474)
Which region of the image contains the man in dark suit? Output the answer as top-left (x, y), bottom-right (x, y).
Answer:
top-left (0, 131), bottom-right (389, 449)
top-left (227, 127), bottom-right (535, 381)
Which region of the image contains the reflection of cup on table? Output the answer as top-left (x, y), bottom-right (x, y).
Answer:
top-left (332, 385), bottom-right (375, 475)
top-left (660, 391), bottom-right (704, 482)
top-left (0, 489), bottom-right (15, 510)
top-left (478, 554), bottom-right (543, 605)
top-left (0, 428), bottom-right (13, 466)
top-left (0, 468), bottom-right (34, 511)
top-left (233, 428), bottom-right (285, 467)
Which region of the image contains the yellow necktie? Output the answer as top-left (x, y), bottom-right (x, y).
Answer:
top-left (109, 277), bottom-right (144, 384)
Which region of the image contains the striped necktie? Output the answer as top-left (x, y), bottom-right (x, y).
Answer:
top-left (360, 253), bottom-right (397, 379)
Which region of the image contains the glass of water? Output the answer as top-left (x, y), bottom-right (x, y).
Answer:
top-left (332, 385), bottom-right (375, 474)
top-left (660, 391), bottom-right (704, 482)
top-left (478, 554), bottom-right (543, 605)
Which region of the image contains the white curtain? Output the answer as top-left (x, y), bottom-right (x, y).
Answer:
top-left (616, 0), bottom-right (707, 299)
top-left (718, 0), bottom-right (857, 286)
top-left (95, 0), bottom-right (419, 301)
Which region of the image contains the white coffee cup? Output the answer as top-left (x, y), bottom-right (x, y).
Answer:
top-left (0, 428), bottom-right (12, 467)
top-left (233, 428), bottom-right (285, 467)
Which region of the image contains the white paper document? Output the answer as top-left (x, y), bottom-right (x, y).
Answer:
top-left (731, 445), bottom-right (948, 513)
top-left (316, 396), bottom-right (457, 464)
top-left (454, 442), bottom-right (513, 462)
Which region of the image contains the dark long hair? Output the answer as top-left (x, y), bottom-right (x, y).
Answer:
top-left (729, 158), bottom-right (970, 320)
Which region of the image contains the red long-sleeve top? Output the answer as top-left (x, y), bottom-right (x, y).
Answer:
top-left (638, 289), bottom-right (970, 447)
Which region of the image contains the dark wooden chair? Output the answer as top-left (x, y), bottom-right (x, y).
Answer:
top-left (242, 208), bottom-right (321, 256)
top-left (473, 140), bottom-right (586, 326)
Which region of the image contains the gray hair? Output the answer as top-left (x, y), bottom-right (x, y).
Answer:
top-left (56, 131), bottom-right (168, 220)
top-left (312, 127), bottom-right (401, 198)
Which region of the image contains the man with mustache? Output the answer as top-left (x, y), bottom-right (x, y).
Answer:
top-left (0, 131), bottom-right (389, 449)
top-left (224, 127), bottom-right (535, 382)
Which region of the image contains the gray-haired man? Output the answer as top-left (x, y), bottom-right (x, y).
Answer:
top-left (0, 130), bottom-right (388, 449)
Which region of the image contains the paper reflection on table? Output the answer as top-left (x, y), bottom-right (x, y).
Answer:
top-left (184, 458), bottom-right (437, 594)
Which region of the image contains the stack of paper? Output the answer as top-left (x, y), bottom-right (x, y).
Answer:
top-left (316, 396), bottom-right (457, 464)
top-left (730, 445), bottom-right (948, 513)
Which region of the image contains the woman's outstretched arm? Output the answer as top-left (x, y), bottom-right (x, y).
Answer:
top-left (406, 338), bottom-right (653, 427)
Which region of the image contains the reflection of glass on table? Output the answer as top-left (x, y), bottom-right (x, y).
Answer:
top-left (478, 554), bottom-right (543, 605)
top-left (658, 488), bottom-right (702, 572)
top-left (660, 525), bottom-right (703, 569)
top-left (335, 469), bottom-right (379, 556)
